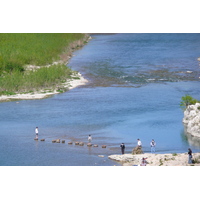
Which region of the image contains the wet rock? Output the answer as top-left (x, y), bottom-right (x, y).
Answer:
top-left (56, 139), bottom-right (60, 143)
top-left (68, 141), bottom-right (73, 145)
top-left (102, 145), bottom-right (106, 148)
top-left (79, 142), bottom-right (84, 146)
top-left (75, 142), bottom-right (79, 145)
top-left (87, 143), bottom-right (92, 147)
top-left (52, 140), bottom-right (56, 143)
top-left (62, 140), bottom-right (65, 143)
top-left (40, 139), bottom-right (45, 141)
top-left (34, 138), bottom-right (38, 141)
top-left (93, 144), bottom-right (98, 147)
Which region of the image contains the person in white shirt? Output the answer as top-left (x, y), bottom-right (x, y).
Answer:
top-left (137, 139), bottom-right (142, 147)
top-left (88, 135), bottom-right (92, 143)
top-left (35, 127), bottom-right (39, 139)
top-left (150, 139), bottom-right (156, 153)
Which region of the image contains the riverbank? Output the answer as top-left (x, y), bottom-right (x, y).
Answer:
top-left (0, 72), bottom-right (88, 102)
top-left (0, 33), bottom-right (91, 102)
top-left (108, 152), bottom-right (200, 166)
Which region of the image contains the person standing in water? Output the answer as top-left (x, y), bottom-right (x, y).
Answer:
top-left (88, 135), bottom-right (92, 143)
top-left (35, 127), bottom-right (39, 139)
top-left (120, 143), bottom-right (125, 154)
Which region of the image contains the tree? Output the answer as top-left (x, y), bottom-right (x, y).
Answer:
top-left (180, 95), bottom-right (199, 110)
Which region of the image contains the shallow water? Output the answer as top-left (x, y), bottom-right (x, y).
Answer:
top-left (1, 33), bottom-right (200, 166)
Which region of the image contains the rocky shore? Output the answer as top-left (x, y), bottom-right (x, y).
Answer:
top-left (108, 152), bottom-right (200, 166)
top-left (183, 103), bottom-right (200, 137)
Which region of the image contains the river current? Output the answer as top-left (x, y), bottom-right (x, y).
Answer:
top-left (1, 33), bottom-right (200, 166)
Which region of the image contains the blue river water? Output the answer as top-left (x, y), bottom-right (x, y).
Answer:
top-left (1, 33), bottom-right (200, 166)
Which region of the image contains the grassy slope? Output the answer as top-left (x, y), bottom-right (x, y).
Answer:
top-left (0, 33), bottom-right (88, 95)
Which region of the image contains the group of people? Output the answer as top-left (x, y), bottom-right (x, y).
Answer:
top-left (120, 138), bottom-right (156, 155)
top-left (35, 128), bottom-right (194, 164)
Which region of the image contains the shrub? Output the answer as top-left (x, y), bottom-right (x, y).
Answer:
top-left (180, 95), bottom-right (200, 110)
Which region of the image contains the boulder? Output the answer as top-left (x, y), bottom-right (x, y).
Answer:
top-left (62, 140), bottom-right (65, 143)
top-left (34, 138), bottom-right (38, 141)
top-left (132, 146), bottom-right (143, 155)
top-left (75, 142), bottom-right (79, 145)
top-left (56, 139), bottom-right (60, 143)
top-left (52, 140), bottom-right (56, 143)
top-left (93, 144), bottom-right (98, 147)
top-left (79, 142), bottom-right (84, 146)
top-left (102, 145), bottom-right (107, 148)
top-left (68, 141), bottom-right (73, 145)
top-left (87, 143), bottom-right (92, 147)
top-left (40, 139), bottom-right (45, 141)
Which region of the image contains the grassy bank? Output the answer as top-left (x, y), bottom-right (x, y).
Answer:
top-left (0, 33), bottom-right (89, 95)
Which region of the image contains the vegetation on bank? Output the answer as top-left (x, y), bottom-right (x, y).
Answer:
top-left (0, 33), bottom-right (88, 95)
top-left (180, 95), bottom-right (200, 110)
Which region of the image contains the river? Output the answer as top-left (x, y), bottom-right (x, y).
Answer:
top-left (1, 33), bottom-right (200, 166)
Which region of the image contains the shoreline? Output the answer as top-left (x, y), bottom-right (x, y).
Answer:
top-left (108, 152), bottom-right (200, 166)
top-left (0, 72), bottom-right (88, 102)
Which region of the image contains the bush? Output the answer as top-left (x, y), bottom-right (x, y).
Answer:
top-left (180, 95), bottom-right (200, 110)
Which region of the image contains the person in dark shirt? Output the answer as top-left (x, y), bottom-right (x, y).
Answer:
top-left (120, 143), bottom-right (125, 154)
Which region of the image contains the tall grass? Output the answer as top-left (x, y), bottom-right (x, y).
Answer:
top-left (0, 33), bottom-right (88, 95)
top-left (0, 33), bottom-right (87, 73)
top-left (0, 64), bottom-right (74, 94)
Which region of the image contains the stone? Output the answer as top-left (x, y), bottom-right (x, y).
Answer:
top-left (132, 146), bottom-right (143, 155)
top-left (75, 142), bottom-right (79, 145)
top-left (34, 138), bottom-right (38, 141)
top-left (87, 143), bottom-right (92, 147)
top-left (62, 140), bottom-right (65, 143)
top-left (68, 141), bottom-right (73, 145)
top-left (79, 142), bottom-right (84, 146)
top-left (52, 140), bottom-right (56, 143)
top-left (40, 139), bottom-right (45, 141)
top-left (56, 139), bottom-right (60, 143)
top-left (102, 145), bottom-right (106, 148)
top-left (93, 144), bottom-right (98, 147)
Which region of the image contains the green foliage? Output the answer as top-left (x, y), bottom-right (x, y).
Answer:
top-left (0, 64), bottom-right (73, 94)
top-left (180, 95), bottom-right (200, 110)
top-left (0, 33), bottom-right (87, 95)
top-left (0, 33), bottom-right (85, 74)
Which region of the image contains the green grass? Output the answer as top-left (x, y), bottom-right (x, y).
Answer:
top-left (0, 64), bottom-right (74, 95)
top-left (0, 33), bottom-right (88, 95)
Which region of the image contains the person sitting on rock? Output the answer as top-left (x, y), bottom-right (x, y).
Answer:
top-left (140, 157), bottom-right (147, 166)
